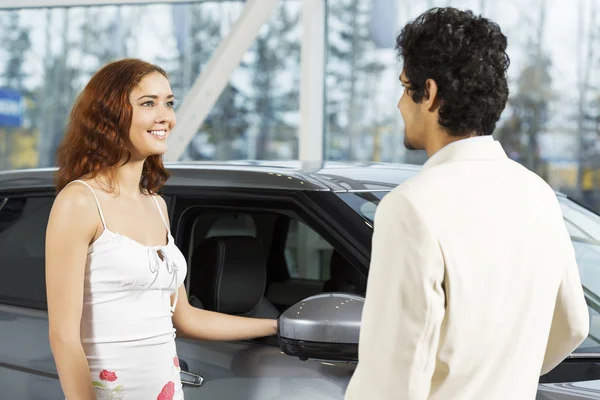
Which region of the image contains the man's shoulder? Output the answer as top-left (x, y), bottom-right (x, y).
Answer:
top-left (378, 183), bottom-right (424, 217)
top-left (401, 158), bottom-right (552, 192)
top-left (385, 158), bottom-right (558, 214)
top-left (498, 158), bottom-right (558, 198)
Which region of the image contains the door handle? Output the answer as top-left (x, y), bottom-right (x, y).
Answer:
top-left (179, 358), bottom-right (204, 387)
top-left (180, 370), bottom-right (204, 387)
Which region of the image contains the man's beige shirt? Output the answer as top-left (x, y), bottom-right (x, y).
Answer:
top-left (345, 137), bottom-right (589, 400)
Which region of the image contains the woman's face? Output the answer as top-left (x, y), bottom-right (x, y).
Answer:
top-left (127, 72), bottom-right (176, 159)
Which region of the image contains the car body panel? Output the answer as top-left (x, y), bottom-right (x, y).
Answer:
top-left (176, 338), bottom-right (353, 399)
top-left (0, 304), bottom-right (63, 400)
top-left (538, 383), bottom-right (600, 399)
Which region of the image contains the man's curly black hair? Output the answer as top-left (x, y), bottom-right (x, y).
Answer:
top-left (396, 7), bottom-right (510, 136)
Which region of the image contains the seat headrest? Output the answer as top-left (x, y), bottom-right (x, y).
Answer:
top-left (190, 236), bottom-right (266, 315)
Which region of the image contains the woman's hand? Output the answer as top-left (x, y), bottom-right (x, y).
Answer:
top-left (173, 285), bottom-right (280, 341)
top-left (268, 319), bottom-right (278, 336)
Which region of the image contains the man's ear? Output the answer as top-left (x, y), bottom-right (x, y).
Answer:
top-left (423, 78), bottom-right (440, 111)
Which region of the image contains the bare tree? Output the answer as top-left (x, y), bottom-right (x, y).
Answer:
top-left (576, 0), bottom-right (597, 190)
top-left (327, 0), bottom-right (385, 160)
top-left (480, 0), bottom-right (487, 14)
top-left (37, 9), bottom-right (78, 168)
top-left (169, 3), bottom-right (252, 161)
top-left (524, 0), bottom-right (547, 173)
top-left (496, 0), bottom-right (553, 176)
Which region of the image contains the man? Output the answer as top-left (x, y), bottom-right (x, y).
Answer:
top-left (345, 7), bottom-right (589, 400)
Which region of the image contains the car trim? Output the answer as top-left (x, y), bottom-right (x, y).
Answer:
top-left (0, 303), bottom-right (48, 316)
top-left (569, 353), bottom-right (600, 359)
top-left (0, 361), bottom-right (58, 380)
top-left (332, 189), bottom-right (392, 193)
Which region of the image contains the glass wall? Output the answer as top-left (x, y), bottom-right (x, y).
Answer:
top-left (325, 0), bottom-right (600, 210)
top-left (179, 2), bottom-right (302, 161)
top-left (0, 1), bottom-right (301, 170)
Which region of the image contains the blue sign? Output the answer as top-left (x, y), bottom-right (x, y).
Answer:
top-left (0, 88), bottom-right (23, 128)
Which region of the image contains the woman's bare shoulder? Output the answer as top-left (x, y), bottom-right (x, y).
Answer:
top-left (55, 181), bottom-right (97, 208)
top-left (50, 181), bottom-right (101, 232)
top-left (151, 193), bottom-right (167, 206)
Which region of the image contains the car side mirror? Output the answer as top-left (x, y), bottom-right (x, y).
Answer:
top-left (278, 293), bottom-right (364, 362)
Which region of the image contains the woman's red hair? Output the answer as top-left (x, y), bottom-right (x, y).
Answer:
top-left (55, 58), bottom-right (170, 193)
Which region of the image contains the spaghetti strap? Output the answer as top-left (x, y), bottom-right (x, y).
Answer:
top-left (68, 180), bottom-right (107, 229)
top-left (151, 195), bottom-right (169, 231)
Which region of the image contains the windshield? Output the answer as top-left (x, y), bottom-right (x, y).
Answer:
top-left (337, 191), bottom-right (600, 354)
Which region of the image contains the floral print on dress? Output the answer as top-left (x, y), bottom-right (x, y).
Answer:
top-left (93, 369), bottom-right (124, 400)
top-left (157, 381), bottom-right (175, 400)
top-left (100, 370), bottom-right (117, 382)
top-left (156, 356), bottom-right (181, 400)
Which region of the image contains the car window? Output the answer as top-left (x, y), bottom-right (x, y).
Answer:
top-left (284, 219), bottom-right (333, 280)
top-left (560, 197), bottom-right (600, 242)
top-left (0, 196), bottom-right (53, 308)
top-left (183, 206), bottom-right (355, 313)
top-left (189, 211), bottom-right (333, 282)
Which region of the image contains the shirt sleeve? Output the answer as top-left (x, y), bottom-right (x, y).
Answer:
top-left (345, 191), bottom-right (446, 400)
top-left (541, 224), bottom-right (589, 375)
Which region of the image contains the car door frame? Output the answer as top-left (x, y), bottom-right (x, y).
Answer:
top-left (164, 186), bottom-right (369, 398)
top-left (165, 186), bottom-right (370, 288)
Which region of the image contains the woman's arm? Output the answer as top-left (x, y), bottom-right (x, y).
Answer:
top-left (172, 285), bottom-right (278, 341)
top-left (46, 185), bottom-right (99, 400)
top-left (153, 196), bottom-right (277, 341)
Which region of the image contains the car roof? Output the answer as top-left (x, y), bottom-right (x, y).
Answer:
top-left (0, 161), bottom-right (422, 193)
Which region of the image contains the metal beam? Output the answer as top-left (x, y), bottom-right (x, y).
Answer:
top-left (165, 0), bottom-right (280, 161)
top-left (298, 0), bottom-right (325, 162)
top-left (0, 0), bottom-right (207, 9)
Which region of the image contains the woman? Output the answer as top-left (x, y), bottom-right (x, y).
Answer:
top-left (45, 58), bottom-right (278, 400)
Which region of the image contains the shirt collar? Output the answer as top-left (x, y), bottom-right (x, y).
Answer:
top-left (422, 135), bottom-right (507, 171)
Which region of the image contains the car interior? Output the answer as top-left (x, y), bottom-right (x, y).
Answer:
top-left (181, 207), bottom-right (364, 319)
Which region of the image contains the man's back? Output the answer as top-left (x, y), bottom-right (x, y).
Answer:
top-left (405, 138), bottom-right (588, 398)
top-left (345, 138), bottom-right (589, 400)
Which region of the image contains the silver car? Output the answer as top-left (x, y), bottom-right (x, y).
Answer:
top-left (1, 162), bottom-right (600, 399)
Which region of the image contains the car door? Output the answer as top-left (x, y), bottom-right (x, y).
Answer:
top-left (169, 189), bottom-right (364, 399)
top-left (0, 194), bottom-right (64, 399)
